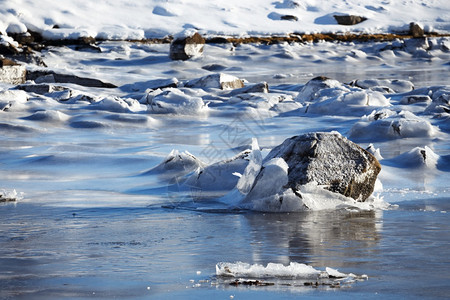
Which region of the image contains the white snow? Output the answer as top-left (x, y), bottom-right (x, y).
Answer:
top-left (0, 0), bottom-right (449, 40)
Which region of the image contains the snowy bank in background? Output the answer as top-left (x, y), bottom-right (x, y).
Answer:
top-left (0, 0), bottom-right (449, 40)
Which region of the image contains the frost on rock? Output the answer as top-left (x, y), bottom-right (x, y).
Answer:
top-left (185, 73), bottom-right (244, 90)
top-left (146, 88), bottom-right (208, 115)
top-left (263, 132), bottom-right (381, 202)
top-left (349, 109), bottom-right (437, 141)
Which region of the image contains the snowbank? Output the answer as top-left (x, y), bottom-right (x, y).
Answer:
top-left (0, 0), bottom-right (449, 40)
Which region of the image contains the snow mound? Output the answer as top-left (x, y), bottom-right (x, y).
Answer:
top-left (22, 110), bottom-right (70, 123)
top-left (386, 146), bottom-right (440, 169)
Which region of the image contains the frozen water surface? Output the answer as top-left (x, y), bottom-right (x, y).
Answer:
top-left (1, 38), bottom-right (450, 298)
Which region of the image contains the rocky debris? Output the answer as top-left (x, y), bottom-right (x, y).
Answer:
top-left (169, 31), bottom-right (205, 60)
top-left (409, 22), bottom-right (424, 38)
top-left (296, 76), bottom-right (341, 101)
top-left (0, 58), bottom-right (26, 84)
top-left (185, 73), bottom-right (244, 90)
top-left (26, 70), bottom-right (116, 88)
top-left (263, 132), bottom-right (381, 202)
top-left (334, 15), bottom-right (367, 26)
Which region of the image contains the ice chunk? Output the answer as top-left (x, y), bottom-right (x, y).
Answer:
top-left (216, 262), bottom-right (321, 278)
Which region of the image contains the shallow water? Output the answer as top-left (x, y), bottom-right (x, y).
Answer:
top-left (1, 39), bottom-right (450, 298)
top-left (1, 201), bottom-right (449, 299)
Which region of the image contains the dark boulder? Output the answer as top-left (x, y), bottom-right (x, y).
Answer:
top-left (264, 132), bottom-right (381, 202)
top-left (334, 15), bottom-right (367, 26)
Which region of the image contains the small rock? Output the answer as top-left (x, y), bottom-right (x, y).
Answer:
top-left (334, 15), bottom-right (367, 26)
top-left (281, 15), bottom-right (298, 21)
top-left (296, 76), bottom-right (341, 101)
top-left (169, 31), bottom-right (205, 60)
top-left (409, 22), bottom-right (424, 38)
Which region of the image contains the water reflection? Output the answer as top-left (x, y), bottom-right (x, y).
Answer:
top-left (243, 210), bottom-right (382, 268)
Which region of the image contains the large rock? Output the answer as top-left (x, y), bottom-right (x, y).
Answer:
top-left (0, 58), bottom-right (26, 84)
top-left (263, 132), bottom-right (381, 202)
top-left (169, 31), bottom-right (205, 60)
top-left (296, 76), bottom-right (341, 101)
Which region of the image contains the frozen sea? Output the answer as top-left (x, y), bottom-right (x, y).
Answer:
top-left (1, 39), bottom-right (450, 299)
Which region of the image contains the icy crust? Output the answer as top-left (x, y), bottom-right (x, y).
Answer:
top-left (216, 261), bottom-right (367, 281)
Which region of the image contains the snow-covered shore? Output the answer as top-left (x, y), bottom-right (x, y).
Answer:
top-left (1, 0), bottom-right (450, 40)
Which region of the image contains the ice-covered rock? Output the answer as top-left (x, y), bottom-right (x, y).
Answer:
top-left (350, 79), bottom-right (414, 93)
top-left (295, 76), bottom-right (341, 102)
top-left (349, 109), bottom-right (437, 140)
top-left (22, 110), bottom-right (70, 123)
top-left (400, 95), bottom-right (432, 104)
top-left (262, 132), bottom-right (381, 202)
top-left (386, 146), bottom-right (439, 169)
top-left (89, 96), bottom-right (144, 113)
top-left (303, 86), bottom-right (390, 116)
top-left (185, 73), bottom-right (244, 90)
top-left (145, 150), bottom-right (204, 179)
top-left (169, 31), bottom-right (205, 60)
top-left (0, 58), bottom-right (26, 84)
top-left (146, 88), bottom-right (208, 114)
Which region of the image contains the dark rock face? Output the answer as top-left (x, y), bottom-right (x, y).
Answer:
top-left (26, 70), bottom-right (116, 88)
top-left (264, 132), bottom-right (381, 202)
top-left (334, 15), bottom-right (367, 25)
top-left (281, 15), bottom-right (298, 21)
top-left (169, 32), bottom-right (205, 60)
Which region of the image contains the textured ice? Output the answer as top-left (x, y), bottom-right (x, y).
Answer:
top-left (349, 109), bottom-right (437, 141)
top-left (216, 261), bottom-right (365, 280)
